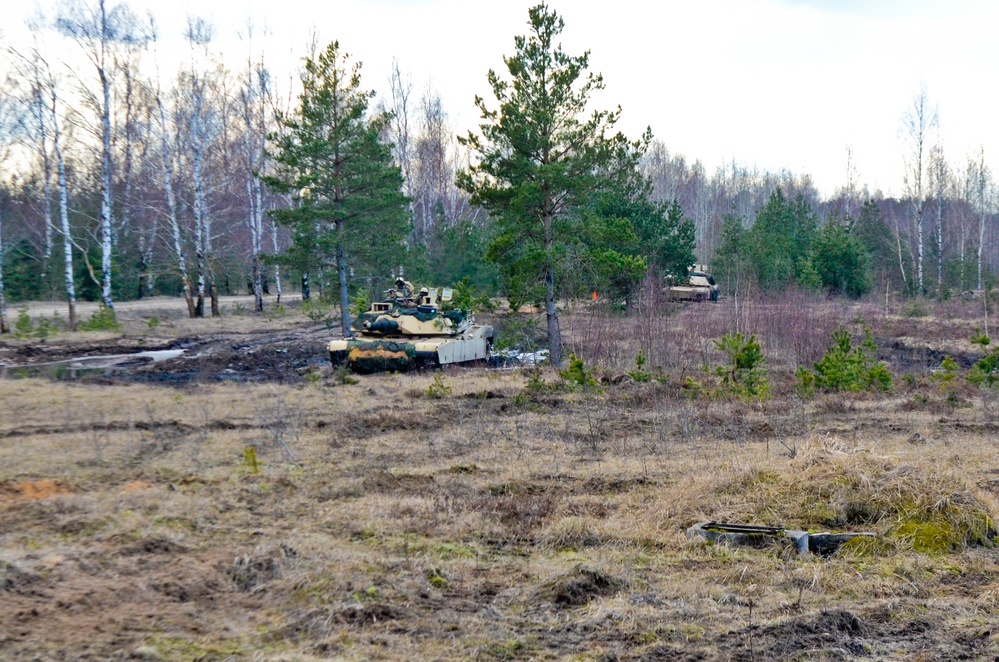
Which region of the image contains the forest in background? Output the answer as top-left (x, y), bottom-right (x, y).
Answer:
top-left (0, 0), bottom-right (996, 332)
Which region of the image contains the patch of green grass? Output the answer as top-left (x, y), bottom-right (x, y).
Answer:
top-left (426, 567), bottom-right (449, 588)
top-left (837, 536), bottom-right (896, 558)
top-left (142, 635), bottom-right (243, 661)
top-left (478, 636), bottom-right (534, 660)
top-left (892, 512), bottom-right (992, 555)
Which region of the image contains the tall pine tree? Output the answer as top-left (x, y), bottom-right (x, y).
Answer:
top-left (266, 41), bottom-right (409, 336)
top-left (459, 4), bottom-right (648, 366)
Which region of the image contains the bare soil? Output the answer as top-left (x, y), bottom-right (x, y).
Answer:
top-left (1, 297), bottom-right (998, 660)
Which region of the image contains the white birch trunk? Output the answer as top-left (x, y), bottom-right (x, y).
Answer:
top-left (935, 195), bottom-right (943, 295)
top-left (0, 203), bottom-right (8, 334)
top-left (915, 201), bottom-right (924, 295)
top-left (270, 216), bottom-right (281, 304)
top-left (977, 150), bottom-right (987, 293)
top-left (51, 89), bottom-right (77, 331)
top-left (242, 81), bottom-right (264, 313)
top-left (99, 30), bottom-right (115, 310)
top-left (893, 210), bottom-right (908, 290)
top-left (192, 102), bottom-right (208, 318)
top-left (246, 171), bottom-right (262, 312)
top-left (154, 83), bottom-right (195, 317)
top-left (31, 86), bottom-right (55, 281)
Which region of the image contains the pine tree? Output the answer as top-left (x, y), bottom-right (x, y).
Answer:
top-left (458, 4), bottom-right (647, 366)
top-left (266, 41), bottom-right (409, 337)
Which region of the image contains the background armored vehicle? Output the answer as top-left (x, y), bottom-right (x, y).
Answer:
top-left (328, 282), bottom-right (494, 373)
top-left (667, 264), bottom-right (719, 302)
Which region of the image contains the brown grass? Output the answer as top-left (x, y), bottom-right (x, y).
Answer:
top-left (2, 298), bottom-right (999, 659)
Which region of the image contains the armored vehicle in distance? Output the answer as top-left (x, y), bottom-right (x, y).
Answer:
top-left (667, 264), bottom-right (719, 302)
top-left (328, 280), bottom-right (494, 373)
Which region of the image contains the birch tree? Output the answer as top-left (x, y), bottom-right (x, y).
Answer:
top-left (149, 18), bottom-right (194, 315)
top-left (900, 85), bottom-right (937, 296)
top-left (240, 51), bottom-right (268, 312)
top-left (972, 148), bottom-right (991, 292)
top-left (184, 17), bottom-right (216, 317)
top-left (9, 29), bottom-right (56, 285)
top-left (928, 141), bottom-right (948, 296)
top-left (48, 64), bottom-right (78, 330)
top-left (387, 60), bottom-right (414, 206)
top-left (0, 70), bottom-right (17, 333)
top-left (57, 0), bottom-right (144, 311)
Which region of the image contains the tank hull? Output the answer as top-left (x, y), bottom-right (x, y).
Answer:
top-left (329, 325), bottom-right (493, 373)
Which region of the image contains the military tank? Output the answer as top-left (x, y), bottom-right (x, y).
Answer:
top-left (328, 279), bottom-right (494, 373)
top-left (667, 264), bottom-right (719, 302)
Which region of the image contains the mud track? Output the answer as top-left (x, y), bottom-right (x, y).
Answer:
top-left (0, 325), bottom-right (335, 385)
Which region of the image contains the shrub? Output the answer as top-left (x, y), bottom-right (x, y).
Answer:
top-left (628, 351), bottom-right (652, 383)
top-left (905, 300), bottom-right (929, 318)
top-left (931, 356), bottom-right (959, 394)
top-left (970, 328), bottom-right (991, 348)
top-left (446, 276), bottom-right (494, 313)
top-left (14, 307), bottom-right (32, 338)
top-left (350, 291), bottom-right (370, 318)
top-left (242, 447), bottom-right (261, 475)
top-left (712, 332), bottom-right (769, 399)
top-left (559, 353), bottom-right (598, 389)
top-left (795, 365), bottom-right (815, 399)
top-left (302, 300), bottom-right (334, 325)
top-left (426, 373), bottom-right (453, 399)
top-left (804, 327), bottom-right (892, 393)
top-left (334, 365), bottom-right (359, 386)
top-left (80, 305), bottom-right (120, 332)
top-left (968, 345), bottom-right (999, 388)
top-left (11, 308), bottom-right (56, 339)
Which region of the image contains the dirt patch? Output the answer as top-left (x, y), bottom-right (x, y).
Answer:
top-left (120, 480), bottom-right (152, 494)
top-left (711, 607), bottom-right (968, 660)
top-left (360, 470), bottom-right (436, 495)
top-left (1, 479), bottom-right (71, 501)
top-left (535, 565), bottom-right (624, 607)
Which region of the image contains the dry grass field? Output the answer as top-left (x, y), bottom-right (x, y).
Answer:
top-left (2, 295), bottom-right (999, 660)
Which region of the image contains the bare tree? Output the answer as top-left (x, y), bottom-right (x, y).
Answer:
top-left (9, 24), bottom-right (57, 285)
top-left (57, 0), bottom-right (145, 312)
top-left (928, 140), bottom-right (949, 296)
top-left (900, 85), bottom-right (937, 296)
top-left (240, 50), bottom-right (268, 313)
top-left (48, 64), bottom-right (78, 330)
top-left (972, 148), bottom-right (991, 292)
top-left (149, 16), bottom-right (194, 316)
top-left (184, 16), bottom-right (216, 317)
top-left (843, 145), bottom-right (860, 217)
top-left (0, 63), bottom-right (18, 333)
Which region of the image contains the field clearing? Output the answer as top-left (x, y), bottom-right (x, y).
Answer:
top-left (2, 297), bottom-right (999, 660)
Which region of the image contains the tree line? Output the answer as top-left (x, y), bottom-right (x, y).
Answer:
top-left (0, 2), bottom-right (996, 359)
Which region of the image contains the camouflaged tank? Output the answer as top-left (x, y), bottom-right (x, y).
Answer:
top-left (328, 281), bottom-right (494, 373)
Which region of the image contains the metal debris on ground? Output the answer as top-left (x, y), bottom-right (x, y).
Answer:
top-left (686, 521), bottom-right (876, 556)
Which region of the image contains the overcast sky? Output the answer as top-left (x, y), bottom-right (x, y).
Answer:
top-left (8, 0), bottom-right (999, 198)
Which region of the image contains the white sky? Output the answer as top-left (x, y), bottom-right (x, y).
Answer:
top-left (7, 0), bottom-right (999, 198)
